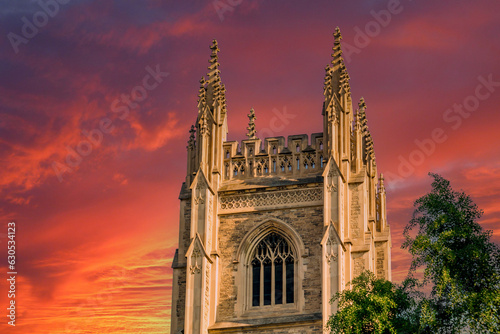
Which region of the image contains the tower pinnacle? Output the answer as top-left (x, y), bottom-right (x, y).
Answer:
top-left (246, 108), bottom-right (257, 139)
top-left (332, 27), bottom-right (343, 67)
top-left (206, 39), bottom-right (223, 108)
top-left (187, 125), bottom-right (196, 149)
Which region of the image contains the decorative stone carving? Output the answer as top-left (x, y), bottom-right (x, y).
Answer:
top-left (199, 111), bottom-right (209, 136)
top-left (326, 169), bottom-right (338, 192)
top-left (207, 195), bottom-right (213, 251)
top-left (324, 223), bottom-right (339, 264)
top-left (349, 183), bottom-right (361, 238)
top-left (219, 188), bottom-right (322, 211)
top-left (190, 247), bottom-right (202, 274)
top-left (194, 182), bottom-right (205, 205)
top-left (203, 262), bottom-right (211, 327)
top-left (325, 237), bottom-right (338, 264)
top-left (187, 125), bottom-right (196, 150)
top-left (246, 108), bottom-right (257, 139)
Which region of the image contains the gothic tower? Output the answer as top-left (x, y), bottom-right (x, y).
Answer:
top-left (170, 29), bottom-right (391, 334)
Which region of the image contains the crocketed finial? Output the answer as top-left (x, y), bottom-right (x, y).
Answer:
top-left (187, 125), bottom-right (196, 149)
top-left (246, 108), bottom-right (257, 139)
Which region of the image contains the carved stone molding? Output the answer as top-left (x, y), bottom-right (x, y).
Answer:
top-left (325, 238), bottom-right (338, 264)
top-left (194, 182), bottom-right (205, 205)
top-left (325, 225), bottom-right (338, 264)
top-left (190, 248), bottom-right (202, 274)
top-left (326, 169), bottom-right (338, 192)
top-left (219, 187), bottom-right (322, 212)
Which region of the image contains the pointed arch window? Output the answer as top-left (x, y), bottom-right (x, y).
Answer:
top-left (250, 232), bottom-right (295, 307)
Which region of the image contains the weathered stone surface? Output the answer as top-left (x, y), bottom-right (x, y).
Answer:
top-left (217, 205), bottom-right (324, 321)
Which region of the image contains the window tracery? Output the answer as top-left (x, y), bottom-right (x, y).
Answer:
top-left (250, 232), bottom-right (295, 307)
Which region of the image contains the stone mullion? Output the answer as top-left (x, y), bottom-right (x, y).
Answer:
top-left (250, 157), bottom-right (255, 177)
top-left (282, 259), bottom-right (286, 304)
top-left (271, 253), bottom-right (275, 306)
top-left (229, 159), bottom-right (233, 180)
top-left (259, 260), bottom-right (264, 306)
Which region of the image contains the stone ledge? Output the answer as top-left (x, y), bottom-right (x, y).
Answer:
top-left (208, 313), bottom-right (322, 333)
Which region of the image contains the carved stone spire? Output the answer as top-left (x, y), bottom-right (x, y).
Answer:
top-left (199, 111), bottom-right (208, 136)
top-left (378, 172), bottom-right (387, 231)
top-left (323, 27), bottom-right (357, 169)
top-left (379, 173), bottom-right (386, 193)
top-left (246, 108), bottom-right (257, 139)
top-left (357, 98), bottom-right (375, 163)
top-left (332, 27), bottom-right (343, 68)
top-left (198, 77), bottom-right (206, 98)
top-left (187, 125), bottom-right (196, 150)
top-left (207, 40), bottom-right (220, 82)
top-left (326, 27), bottom-right (351, 100)
top-left (197, 77), bottom-right (206, 109)
top-left (323, 65), bottom-right (333, 98)
top-left (220, 83), bottom-right (227, 114)
top-left (206, 39), bottom-right (222, 107)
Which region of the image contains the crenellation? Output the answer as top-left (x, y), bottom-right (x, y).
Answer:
top-left (222, 134), bottom-right (325, 181)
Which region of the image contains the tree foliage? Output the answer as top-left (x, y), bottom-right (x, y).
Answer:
top-left (327, 173), bottom-right (500, 333)
top-left (326, 271), bottom-right (420, 334)
top-left (402, 173), bottom-right (500, 333)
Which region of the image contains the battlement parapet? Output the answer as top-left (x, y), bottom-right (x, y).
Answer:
top-left (222, 133), bottom-right (324, 180)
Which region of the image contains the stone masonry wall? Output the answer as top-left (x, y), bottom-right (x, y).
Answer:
top-left (349, 183), bottom-right (361, 239)
top-left (217, 205), bottom-right (324, 322)
top-left (375, 241), bottom-right (385, 279)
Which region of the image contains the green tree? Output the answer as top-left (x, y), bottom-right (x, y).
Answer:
top-left (403, 173), bottom-right (500, 333)
top-left (326, 271), bottom-right (420, 334)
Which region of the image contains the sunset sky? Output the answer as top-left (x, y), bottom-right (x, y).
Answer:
top-left (1, 0), bottom-right (500, 333)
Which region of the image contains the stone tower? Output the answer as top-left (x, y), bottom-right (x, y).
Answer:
top-left (170, 28), bottom-right (391, 334)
